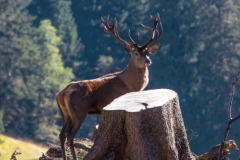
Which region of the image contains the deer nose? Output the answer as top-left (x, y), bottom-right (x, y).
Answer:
top-left (145, 59), bottom-right (151, 65)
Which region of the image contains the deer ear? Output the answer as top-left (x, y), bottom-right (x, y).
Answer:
top-left (147, 43), bottom-right (160, 54)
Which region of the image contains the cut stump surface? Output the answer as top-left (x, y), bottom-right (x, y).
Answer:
top-left (85, 89), bottom-right (195, 160)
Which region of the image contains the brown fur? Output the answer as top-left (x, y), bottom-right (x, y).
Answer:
top-left (56, 14), bottom-right (162, 160)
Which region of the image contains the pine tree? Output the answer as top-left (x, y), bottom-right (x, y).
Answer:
top-left (33, 19), bottom-right (74, 142)
top-left (49, 0), bottom-right (84, 73)
top-left (0, 0), bottom-right (36, 135)
top-left (28, 0), bottom-right (84, 79)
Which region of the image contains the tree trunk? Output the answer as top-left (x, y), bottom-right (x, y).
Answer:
top-left (84, 89), bottom-right (195, 160)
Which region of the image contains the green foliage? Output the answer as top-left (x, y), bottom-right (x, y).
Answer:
top-left (0, 0), bottom-right (73, 142)
top-left (0, 111), bottom-right (4, 133)
top-left (29, 0), bottom-right (84, 79)
top-left (33, 19), bottom-right (74, 142)
top-left (0, 0), bottom-right (37, 136)
top-left (49, 0), bottom-right (84, 73)
top-left (95, 55), bottom-right (114, 75)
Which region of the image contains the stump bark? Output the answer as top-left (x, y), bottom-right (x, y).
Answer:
top-left (84, 89), bottom-right (195, 160)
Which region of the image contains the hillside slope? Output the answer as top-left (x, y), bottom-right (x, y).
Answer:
top-left (0, 134), bottom-right (48, 160)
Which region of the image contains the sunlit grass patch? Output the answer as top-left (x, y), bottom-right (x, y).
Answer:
top-left (0, 134), bottom-right (48, 160)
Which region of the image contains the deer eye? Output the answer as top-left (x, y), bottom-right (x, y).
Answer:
top-left (135, 52), bottom-right (140, 56)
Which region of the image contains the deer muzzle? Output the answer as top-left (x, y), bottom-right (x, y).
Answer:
top-left (145, 59), bottom-right (152, 66)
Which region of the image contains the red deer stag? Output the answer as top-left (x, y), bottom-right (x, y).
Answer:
top-left (56, 13), bottom-right (163, 160)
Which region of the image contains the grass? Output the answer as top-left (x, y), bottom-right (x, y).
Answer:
top-left (0, 134), bottom-right (48, 160)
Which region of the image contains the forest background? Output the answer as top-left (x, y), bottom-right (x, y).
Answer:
top-left (1, 0), bottom-right (240, 159)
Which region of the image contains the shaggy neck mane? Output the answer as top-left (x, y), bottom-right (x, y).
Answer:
top-left (118, 60), bottom-right (149, 91)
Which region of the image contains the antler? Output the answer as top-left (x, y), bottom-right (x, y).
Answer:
top-left (101, 16), bottom-right (132, 46)
top-left (128, 30), bottom-right (140, 48)
top-left (101, 13), bottom-right (163, 49)
top-left (140, 13), bottom-right (163, 49)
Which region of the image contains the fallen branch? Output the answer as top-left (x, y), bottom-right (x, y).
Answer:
top-left (39, 138), bottom-right (93, 160)
top-left (10, 149), bottom-right (21, 160)
top-left (218, 72), bottom-right (240, 160)
top-left (197, 140), bottom-right (238, 160)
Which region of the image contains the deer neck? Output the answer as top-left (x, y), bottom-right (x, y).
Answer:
top-left (118, 59), bottom-right (149, 91)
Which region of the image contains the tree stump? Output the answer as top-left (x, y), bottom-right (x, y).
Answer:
top-left (84, 89), bottom-right (195, 160)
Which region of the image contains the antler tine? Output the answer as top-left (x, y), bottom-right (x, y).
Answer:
top-left (128, 30), bottom-right (135, 44)
top-left (156, 13), bottom-right (163, 37)
top-left (141, 23), bottom-right (153, 30)
top-left (150, 14), bottom-right (154, 21)
top-left (101, 15), bottom-right (110, 32)
top-left (101, 16), bottom-right (131, 46)
top-left (136, 32), bottom-right (139, 45)
top-left (140, 13), bottom-right (163, 48)
top-left (113, 18), bottom-right (120, 39)
top-left (128, 30), bottom-right (139, 47)
top-left (157, 13), bottom-right (160, 21)
top-left (158, 23), bottom-right (163, 37)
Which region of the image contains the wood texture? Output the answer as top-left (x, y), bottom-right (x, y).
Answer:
top-left (85, 89), bottom-right (195, 160)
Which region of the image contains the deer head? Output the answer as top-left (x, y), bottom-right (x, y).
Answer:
top-left (101, 13), bottom-right (163, 68)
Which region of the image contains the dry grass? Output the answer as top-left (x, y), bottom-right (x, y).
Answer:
top-left (0, 134), bottom-right (48, 160)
